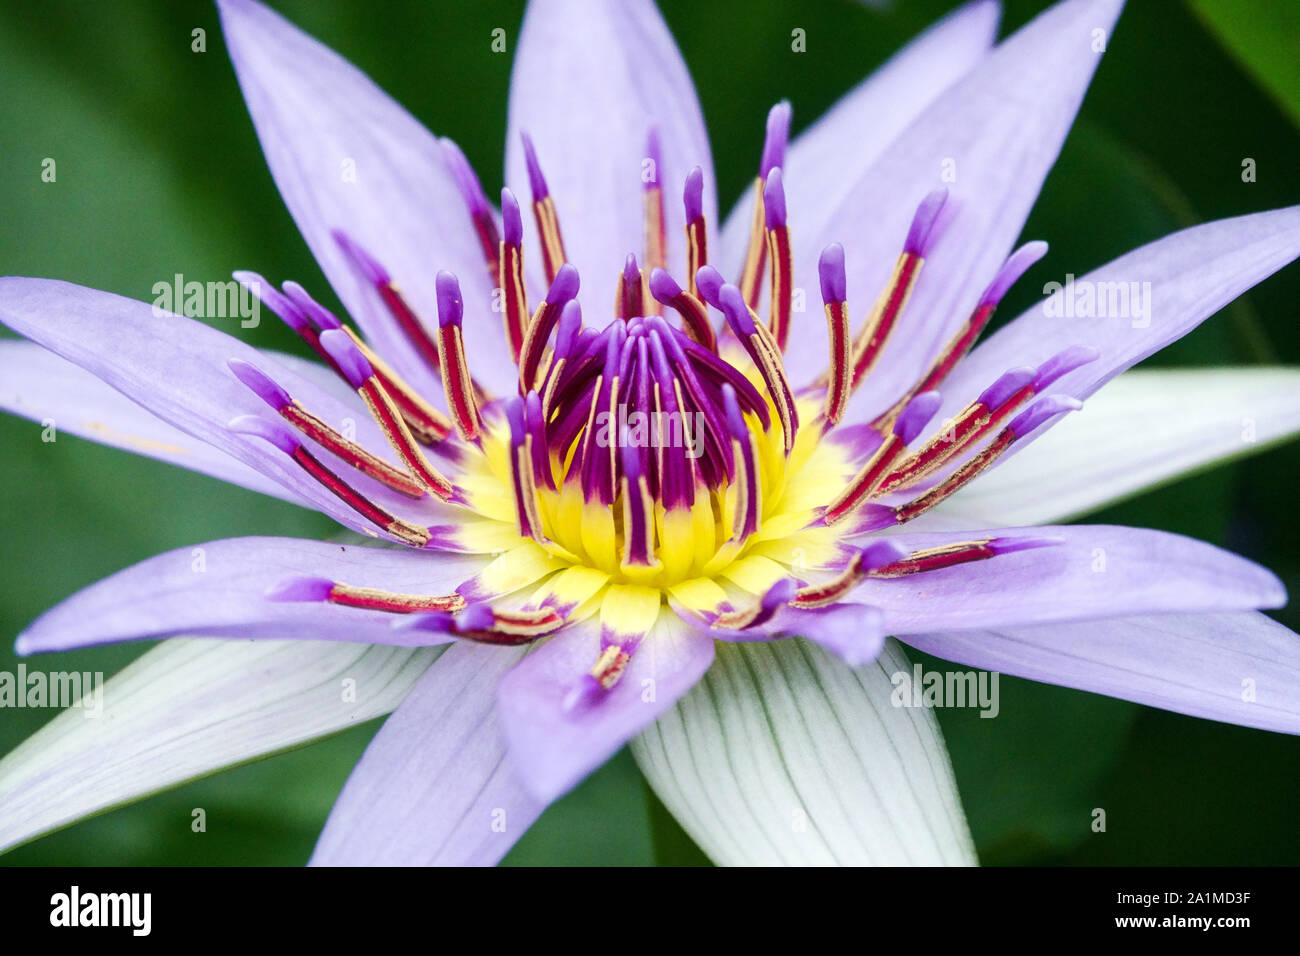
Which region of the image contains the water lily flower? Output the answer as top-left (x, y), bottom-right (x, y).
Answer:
top-left (2, 0), bottom-right (1299, 867)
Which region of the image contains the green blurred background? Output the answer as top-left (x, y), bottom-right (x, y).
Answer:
top-left (0, 0), bottom-right (1297, 865)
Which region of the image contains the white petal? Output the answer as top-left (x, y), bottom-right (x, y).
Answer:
top-left (631, 638), bottom-right (975, 865)
top-left (902, 611), bottom-right (1300, 735)
top-left (0, 639), bottom-right (437, 852)
top-left (938, 367), bottom-right (1300, 525)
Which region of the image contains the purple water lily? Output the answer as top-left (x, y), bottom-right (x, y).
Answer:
top-left (2, 0), bottom-right (1299, 867)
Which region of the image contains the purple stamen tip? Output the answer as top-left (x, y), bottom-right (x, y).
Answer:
top-left (1035, 344), bottom-right (1100, 389)
top-left (648, 267), bottom-right (682, 304)
top-left (331, 230), bottom-right (390, 285)
top-left (228, 359), bottom-right (291, 410)
top-left (525, 389), bottom-right (545, 428)
top-left (894, 390), bottom-right (941, 444)
top-left (684, 166), bottom-right (704, 222)
top-left (501, 188), bottom-right (523, 246)
top-left (439, 137), bottom-right (489, 217)
top-left (435, 271), bottom-right (464, 328)
top-left (718, 285), bottom-right (756, 336)
top-left (643, 126), bottom-right (662, 189)
top-left (318, 328), bottom-right (374, 388)
top-left (265, 576), bottom-right (334, 603)
top-left (454, 603), bottom-right (496, 633)
top-left (694, 265), bottom-right (725, 307)
top-left (233, 271), bottom-right (309, 333)
top-left (978, 366), bottom-right (1036, 410)
top-left (547, 263), bottom-right (581, 305)
top-left (987, 535), bottom-right (1066, 556)
top-left (520, 131), bottom-right (549, 200)
top-left (903, 187), bottom-right (950, 256)
top-left (818, 243), bottom-right (847, 304)
top-left (763, 167), bottom-right (787, 229)
top-left (721, 383), bottom-right (747, 440)
top-left (760, 100), bottom-right (792, 178)
top-left (981, 240), bottom-right (1049, 307)
top-left (227, 414), bottom-right (299, 455)
top-left (505, 395), bottom-right (527, 448)
top-left (282, 281), bottom-right (342, 330)
top-left (623, 253), bottom-right (641, 285)
top-left (1008, 395), bottom-right (1082, 437)
top-left (556, 300), bottom-right (583, 356)
top-left (619, 433), bottom-right (645, 483)
top-left (860, 539), bottom-right (910, 571)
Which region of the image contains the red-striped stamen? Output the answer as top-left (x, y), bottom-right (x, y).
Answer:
top-left (879, 345), bottom-right (1098, 494)
top-left (408, 603), bottom-right (566, 644)
top-left (229, 415), bottom-right (430, 547)
top-left (434, 271), bottom-right (482, 444)
top-left (539, 301), bottom-right (584, 421)
top-left (520, 132), bottom-right (568, 284)
top-left (763, 168), bottom-right (793, 352)
top-left (332, 230), bottom-right (443, 374)
top-left (871, 241), bottom-right (1049, 433)
top-left (507, 396), bottom-right (547, 542)
top-left (849, 188), bottom-right (949, 388)
top-left (499, 188), bottom-right (530, 362)
top-left (711, 579), bottom-right (796, 631)
top-left (251, 270), bottom-right (455, 447)
top-left (619, 440), bottom-right (658, 566)
top-left (342, 328), bottom-right (454, 446)
top-left (856, 395), bottom-right (1083, 532)
top-left (819, 243), bottom-right (851, 425)
top-left (648, 268), bottom-right (716, 351)
top-left (267, 576), bottom-right (465, 613)
top-left (318, 330), bottom-right (456, 501)
top-left (738, 101), bottom-right (790, 309)
top-left (789, 541), bottom-right (909, 608)
top-left (722, 384), bottom-right (760, 544)
top-left (715, 283), bottom-right (799, 454)
top-left (616, 254), bottom-right (645, 321)
top-left (823, 391), bottom-right (939, 526)
top-left (683, 166), bottom-right (707, 297)
top-left (869, 535), bottom-right (1063, 578)
top-left (643, 127), bottom-right (667, 273)
top-left (441, 137), bottom-right (501, 282)
top-left (519, 263), bottom-right (581, 392)
top-left (227, 359), bottom-right (425, 498)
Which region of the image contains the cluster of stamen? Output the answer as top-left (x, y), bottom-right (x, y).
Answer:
top-left (228, 101), bottom-right (1089, 669)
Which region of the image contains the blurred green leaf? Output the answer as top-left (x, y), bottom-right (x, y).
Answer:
top-left (1189, 0), bottom-right (1300, 130)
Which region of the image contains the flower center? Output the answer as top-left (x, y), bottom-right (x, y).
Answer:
top-left (233, 102), bottom-right (1087, 663)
